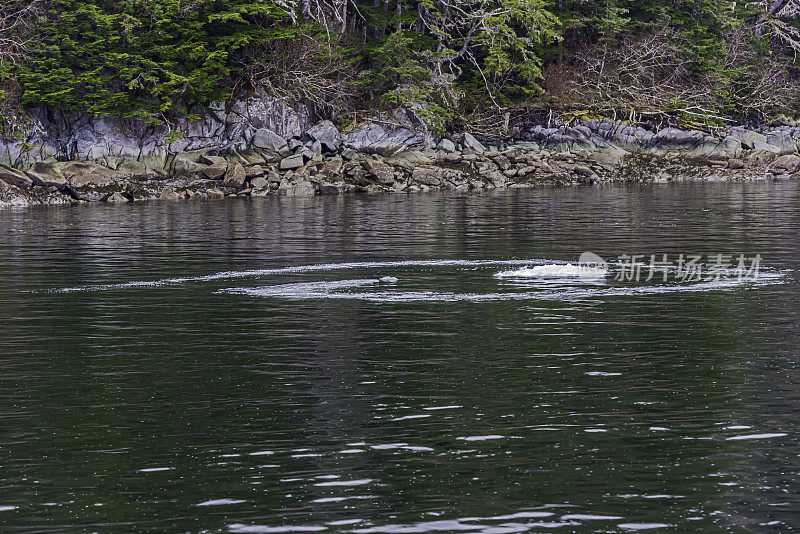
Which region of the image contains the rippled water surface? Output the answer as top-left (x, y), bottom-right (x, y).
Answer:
top-left (1, 183), bottom-right (800, 532)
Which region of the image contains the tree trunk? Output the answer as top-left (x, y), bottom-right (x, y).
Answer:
top-left (557, 0), bottom-right (563, 65)
top-left (374, 0), bottom-right (383, 38)
top-left (396, 0), bottom-right (402, 30)
top-left (765, 0), bottom-right (793, 19)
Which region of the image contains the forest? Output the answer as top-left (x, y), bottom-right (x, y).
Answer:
top-left (2, 0), bottom-right (800, 131)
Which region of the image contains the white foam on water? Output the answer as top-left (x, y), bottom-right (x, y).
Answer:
top-left (313, 478), bottom-right (373, 487)
top-left (561, 514), bottom-right (623, 521)
top-left (725, 433), bottom-right (788, 441)
top-left (223, 270), bottom-right (788, 303)
top-left (45, 257), bottom-right (791, 305)
top-left (196, 498), bottom-right (246, 506)
top-left (229, 526), bottom-right (327, 533)
top-left (617, 523), bottom-right (673, 531)
top-left (616, 494), bottom-right (685, 499)
top-left (389, 414), bottom-right (431, 422)
top-left (370, 443), bottom-right (408, 450)
top-left (461, 512), bottom-right (555, 521)
top-left (138, 467), bottom-right (174, 473)
top-left (456, 435), bottom-right (505, 441)
top-left (495, 263), bottom-right (608, 279)
top-left (45, 259), bottom-right (545, 294)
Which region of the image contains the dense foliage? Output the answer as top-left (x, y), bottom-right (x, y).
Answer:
top-left (3, 0), bottom-right (800, 128)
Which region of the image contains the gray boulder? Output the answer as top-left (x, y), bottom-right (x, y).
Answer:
top-left (651, 128), bottom-right (705, 147)
top-left (199, 156), bottom-right (228, 179)
top-left (728, 128), bottom-right (770, 151)
top-left (411, 166), bottom-right (442, 186)
top-left (224, 162), bottom-right (247, 189)
top-left (410, 165), bottom-right (468, 187)
top-left (344, 122), bottom-right (426, 156)
top-left (252, 128), bottom-right (288, 152)
top-left (363, 159), bottom-right (396, 185)
top-left (160, 188), bottom-right (184, 201)
top-left (386, 150), bottom-right (434, 170)
top-left (765, 131), bottom-right (796, 155)
top-left (566, 125), bottom-right (593, 141)
top-left (116, 159), bottom-right (160, 180)
top-left (300, 148), bottom-right (315, 162)
top-left (61, 162), bottom-right (126, 201)
top-left (251, 176), bottom-right (269, 188)
top-left (612, 132), bottom-right (644, 151)
top-left (319, 181), bottom-right (346, 195)
top-left (173, 155), bottom-right (206, 176)
top-left (105, 192), bottom-right (130, 203)
top-left (463, 133), bottom-right (486, 155)
top-left (280, 154), bottom-right (304, 170)
top-left (437, 139), bottom-right (457, 152)
top-left (728, 158), bottom-right (746, 169)
top-left (530, 126), bottom-right (560, 141)
top-left (770, 154), bottom-right (800, 174)
top-left (489, 171), bottom-right (507, 188)
top-left (0, 166), bottom-right (33, 189)
top-left (200, 154), bottom-right (226, 166)
top-left (250, 176), bottom-right (270, 195)
top-left (682, 136), bottom-right (742, 162)
top-left (322, 157), bottom-right (343, 175)
top-left (307, 121), bottom-right (341, 151)
top-left (245, 165), bottom-right (265, 178)
top-left (26, 162), bottom-right (68, 187)
top-left (202, 163), bottom-right (227, 180)
top-left (278, 177), bottom-right (316, 196)
top-left (0, 179), bottom-right (33, 207)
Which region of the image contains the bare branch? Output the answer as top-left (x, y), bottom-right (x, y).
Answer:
top-left (0, 0), bottom-right (43, 64)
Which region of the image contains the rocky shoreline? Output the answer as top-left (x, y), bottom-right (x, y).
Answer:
top-left (2, 93), bottom-right (800, 207)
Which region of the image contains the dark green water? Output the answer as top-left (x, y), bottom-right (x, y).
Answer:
top-left (1, 183), bottom-right (799, 533)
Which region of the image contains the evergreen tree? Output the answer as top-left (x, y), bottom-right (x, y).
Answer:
top-left (18, 0), bottom-right (294, 119)
top-left (2, 0), bottom-right (800, 124)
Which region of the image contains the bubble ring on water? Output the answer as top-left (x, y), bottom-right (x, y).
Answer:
top-left (45, 258), bottom-right (790, 300)
top-left (44, 259), bottom-right (552, 293)
top-left (219, 270), bottom-right (789, 303)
